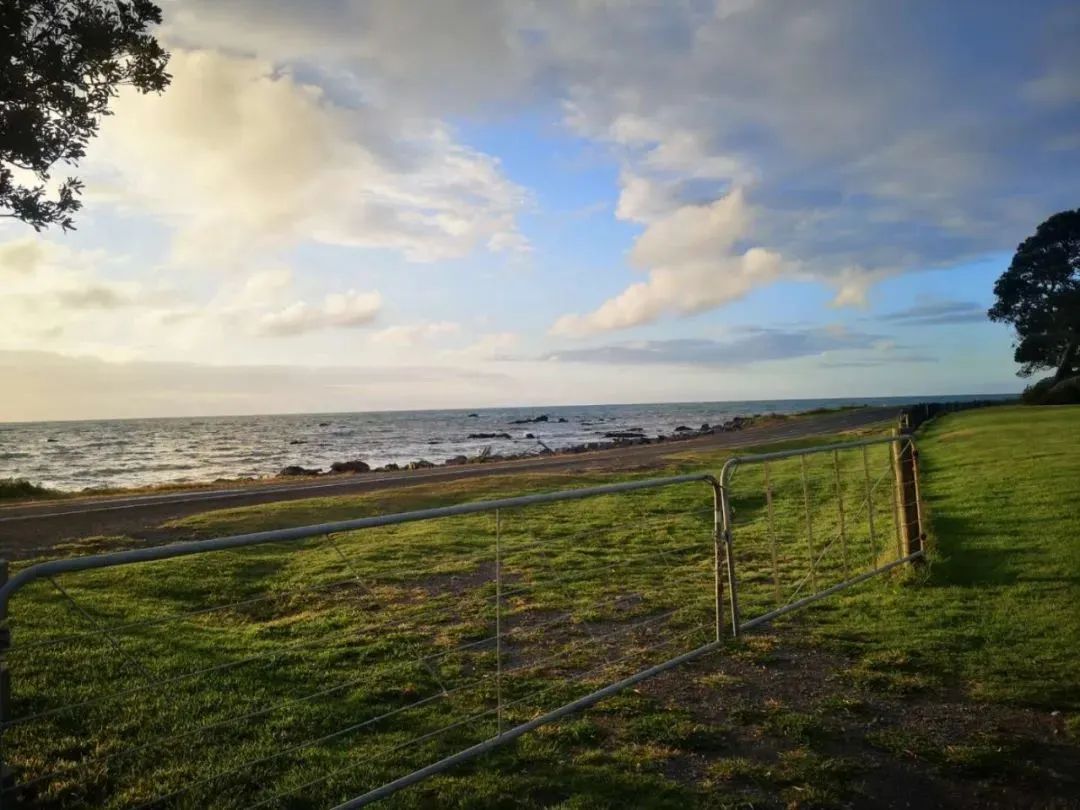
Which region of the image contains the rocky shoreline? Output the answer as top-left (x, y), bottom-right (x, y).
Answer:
top-left (275, 413), bottom-right (759, 478)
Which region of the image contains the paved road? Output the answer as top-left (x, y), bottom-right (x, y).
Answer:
top-left (0, 407), bottom-right (898, 558)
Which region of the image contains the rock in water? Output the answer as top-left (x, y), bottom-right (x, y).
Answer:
top-left (278, 465), bottom-right (320, 477)
top-left (604, 430), bottom-right (646, 439)
top-left (330, 460), bottom-right (370, 473)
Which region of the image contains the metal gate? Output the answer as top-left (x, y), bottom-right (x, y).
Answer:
top-left (0, 435), bottom-right (923, 809)
top-left (0, 474), bottom-right (727, 809)
top-left (718, 434), bottom-right (924, 635)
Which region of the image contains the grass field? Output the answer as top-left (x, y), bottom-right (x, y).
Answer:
top-left (2, 406), bottom-right (1078, 808)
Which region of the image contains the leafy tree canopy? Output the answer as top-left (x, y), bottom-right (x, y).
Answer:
top-left (0, 0), bottom-right (170, 231)
top-left (989, 209), bottom-right (1080, 381)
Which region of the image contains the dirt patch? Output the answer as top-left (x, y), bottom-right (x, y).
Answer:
top-left (628, 628), bottom-right (1080, 808)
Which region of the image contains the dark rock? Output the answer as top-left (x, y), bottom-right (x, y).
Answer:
top-left (510, 414), bottom-right (549, 424)
top-left (674, 425), bottom-right (693, 433)
top-left (330, 459), bottom-right (370, 474)
top-left (604, 430), bottom-right (646, 439)
top-left (382, 463), bottom-right (400, 471)
top-left (406, 459), bottom-right (436, 470)
top-left (557, 417), bottom-right (568, 423)
top-left (700, 423), bottom-right (710, 431)
top-left (468, 432), bottom-right (511, 439)
top-left (46, 437), bottom-right (57, 442)
top-left (467, 413), bottom-right (479, 417)
top-left (525, 433), bottom-right (535, 439)
top-left (288, 439), bottom-right (307, 445)
top-left (318, 421), bottom-right (330, 427)
top-left (278, 465), bottom-right (320, 477)
top-left (446, 455), bottom-right (468, 466)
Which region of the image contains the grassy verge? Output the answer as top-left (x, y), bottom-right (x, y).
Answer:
top-left (802, 405), bottom-right (1080, 708)
top-left (3, 407), bottom-right (1078, 808)
top-left (0, 478), bottom-right (62, 502)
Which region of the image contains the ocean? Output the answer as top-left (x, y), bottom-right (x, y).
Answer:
top-left (0, 395), bottom-right (1011, 492)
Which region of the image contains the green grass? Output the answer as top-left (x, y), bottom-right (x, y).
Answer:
top-left (2, 406), bottom-right (1078, 808)
top-left (801, 405), bottom-right (1080, 708)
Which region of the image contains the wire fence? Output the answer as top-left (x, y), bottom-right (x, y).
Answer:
top-left (0, 437), bottom-right (924, 809)
top-left (719, 434), bottom-right (924, 633)
top-left (0, 475), bottom-right (723, 809)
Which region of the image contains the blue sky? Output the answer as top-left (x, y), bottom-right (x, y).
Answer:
top-left (1, 0), bottom-right (1076, 420)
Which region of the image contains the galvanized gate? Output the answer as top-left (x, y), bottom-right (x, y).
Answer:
top-left (0, 435), bottom-right (923, 809)
top-left (0, 474), bottom-right (727, 809)
top-left (719, 434), bottom-right (924, 635)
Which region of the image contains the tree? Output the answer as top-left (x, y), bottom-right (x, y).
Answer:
top-left (989, 209), bottom-right (1080, 383)
top-left (0, 0), bottom-right (170, 231)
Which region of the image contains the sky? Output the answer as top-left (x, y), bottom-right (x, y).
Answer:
top-left (2, 0), bottom-right (1078, 421)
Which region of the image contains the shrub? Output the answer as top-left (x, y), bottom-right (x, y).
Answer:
top-left (1022, 375), bottom-right (1080, 405)
top-left (0, 478), bottom-right (59, 501)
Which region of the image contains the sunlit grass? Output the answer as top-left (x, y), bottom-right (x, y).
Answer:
top-left (2, 407), bottom-right (1078, 808)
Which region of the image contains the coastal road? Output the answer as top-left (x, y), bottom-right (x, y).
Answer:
top-left (0, 406), bottom-right (898, 558)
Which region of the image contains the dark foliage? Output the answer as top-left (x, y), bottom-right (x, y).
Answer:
top-left (0, 0), bottom-right (170, 230)
top-left (989, 209), bottom-right (1080, 381)
top-left (1021, 375), bottom-right (1080, 406)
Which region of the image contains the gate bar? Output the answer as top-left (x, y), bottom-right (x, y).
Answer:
top-left (0, 473), bottom-right (718, 615)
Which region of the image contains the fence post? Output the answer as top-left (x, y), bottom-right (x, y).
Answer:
top-left (893, 434), bottom-right (925, 559)
top-left (0, 560), bottom-right (14, 810)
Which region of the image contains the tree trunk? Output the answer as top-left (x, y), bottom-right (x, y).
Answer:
top-left (1054, 338), bottom-right (1078, 382)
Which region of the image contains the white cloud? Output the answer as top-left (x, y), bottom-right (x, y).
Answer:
top-left (137, 2), bottom-right (1077, 325)
top-left (0, 238), bottom-right (52, 276)
top-left (450, 331), bottom-right (520, 360)
top-left (370, 321), bottom-right (460, 348)
top-left (553, 187), bottom-right (788, 335)
top-left (87, 48), bottom-right (528, 266)
top-left (0, 239), bottom-right (174, 347)
top-left (257, 290), bottom-right (383, 336)
top-left (552, 247), bottom-right (784, 336)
